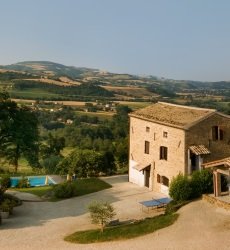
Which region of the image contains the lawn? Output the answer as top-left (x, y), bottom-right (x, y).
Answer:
top-left (11, 177), bottom-right (112, 200)
top-left (71, 178), bottom-right (112, 196)
top-left (12, 186), bottom-right (53, 197)
top-left (64, 213), bottom-right (179, 243)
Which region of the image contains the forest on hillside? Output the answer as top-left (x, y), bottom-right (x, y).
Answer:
top-left (0, 91), bottom-right (130, 176)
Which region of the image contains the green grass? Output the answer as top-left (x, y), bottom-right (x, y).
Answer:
top-left (64, 213), bottom-right (179, 243)
top-left (12, 186), bottom-right (53, 197)
top-left (0, 157), bottom-right (39, 175)
top-left (11, 178), bottom-right (111, 200)
top-left (117, 101), bottom-right (151, 110)
top-left (71, 178), bottom-right (112, 196)
top-left (10, 89), bottom-right (62, 99)
top-left (75, 111), bottom-right (114, 120)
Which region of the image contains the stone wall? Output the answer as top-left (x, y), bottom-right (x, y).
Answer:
top-left (129, 112), bottom-right (230, 193)
top-left (202, 194), bottom-right (230, 210)
top-left (186, 113), bottom-right (230, 167)
top-left (129, 116), bottom-right (186, 192)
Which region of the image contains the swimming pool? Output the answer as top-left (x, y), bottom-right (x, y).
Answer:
top-left (10, 176), bottom-right (56, 187)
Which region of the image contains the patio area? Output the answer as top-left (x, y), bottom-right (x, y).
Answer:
top-left (1, 175), bottom-right (230, 250)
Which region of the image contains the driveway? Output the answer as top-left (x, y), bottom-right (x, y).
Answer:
top-left (0, 175), bottom-right (229, 250)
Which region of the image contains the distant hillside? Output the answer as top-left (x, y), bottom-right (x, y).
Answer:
top-left (0, 61), bottom-right (229, 103)
top-left (0, 61), bottom-right (99, 79)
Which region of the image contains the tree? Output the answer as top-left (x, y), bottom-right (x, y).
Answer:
top-left (114, 138), bottom-right (128, 165)
top-left (40, 133), bottom-right (65, 158)
top-left (112, 105), bottom-right (131, 138)
top-left (57, 149), bottom-right (115, 177)
top-left (0, 92), bottom-right (39, 172)
top-left (88, 201), bottom-right (116, 232)
top-left (40, 155), bottom-right (63, 174)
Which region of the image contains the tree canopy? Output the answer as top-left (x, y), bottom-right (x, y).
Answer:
top-left (57, 149), bottom-right (115, 177)
top-left (0, 91), bottom-right (39, 172)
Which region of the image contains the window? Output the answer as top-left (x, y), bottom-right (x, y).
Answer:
top-left (163, 131), bottom-right (168, 138)
top-left (157, 174), bottom-right (169, 186)
top-left (161, 176), bottom-right (169, 187)
top-left (146, 126), bottom-right (150, 132)
top-left (212, 126), bottom-right (223, 141)
top-left (160, 146), bottom-right (168, 160)
top-left (144, 141), bottom-right (150, 154)
top-left (157, 174), bottom-right (161, 183)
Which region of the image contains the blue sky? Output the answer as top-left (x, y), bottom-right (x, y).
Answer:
top-left (0, 0), bottom-right (230, 81)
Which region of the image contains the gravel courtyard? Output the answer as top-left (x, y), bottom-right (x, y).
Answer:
top-left (0, 175), bottom-right (229, 250)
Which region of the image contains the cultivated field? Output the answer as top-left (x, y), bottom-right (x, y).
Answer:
top-left (102, 85), bottom-right (155, 98)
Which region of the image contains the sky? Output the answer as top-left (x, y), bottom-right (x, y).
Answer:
top-left (0, 0), bottom-right (230, 81)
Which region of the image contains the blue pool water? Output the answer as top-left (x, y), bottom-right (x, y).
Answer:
top-left (10, 176), bottom-right (56, 187)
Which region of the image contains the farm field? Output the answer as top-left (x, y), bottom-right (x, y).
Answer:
top-left (114, 101), bottom-right (152, 110)
top-left (12, 98), bottom-right (151, 112)
top-left (102, 85), bottom-right (156, 98)
top-left (10, 89), bottom-right (62, 99)
top-left (12, 99), bottom-right (96, 107)
top-left (75, 110), bottom-right (114, 120)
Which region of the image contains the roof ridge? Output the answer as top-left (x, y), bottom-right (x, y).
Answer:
top-left (216, 112), bottom-right (230, 119)
top-left (158, 102), bottom-right (216, 112)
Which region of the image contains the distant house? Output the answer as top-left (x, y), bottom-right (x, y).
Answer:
top-left (129, 102), bottom-right (230, 195)
top-left (66, 119), bottom-right (73, 125)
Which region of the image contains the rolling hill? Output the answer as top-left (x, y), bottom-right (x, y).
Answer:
top-left (0, 61), bottom-right (229, 111)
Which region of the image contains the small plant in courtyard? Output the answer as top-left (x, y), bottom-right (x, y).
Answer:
top-left (169, 173), bottom-right (192, 202)
top-left (190, 169), bottom-right (213, 198)
top-left (88, 201), bottom-right (116, 233)
top-left (53, 181), bottom-right (75, 198)
top-left (169, 170), bottom-right (214, 202)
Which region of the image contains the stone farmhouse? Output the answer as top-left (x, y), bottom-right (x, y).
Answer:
top-left (129, 102), bottom-right (230, 195)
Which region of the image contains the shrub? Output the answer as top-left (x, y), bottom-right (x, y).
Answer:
top-left (53, 182), bottom-right (75, 199)
top-left (169, 174), bottom-right (192, 202)
top-left (190, 169), bottom-right (213, 198)
top-left (3, 193), bottom-right (22, 207)
top-left (0, 175), bottom-right (11, 189)
top-left (17, 177), bottom-right (30, 188)
top-left (0, 199), bottom-right (11, 212)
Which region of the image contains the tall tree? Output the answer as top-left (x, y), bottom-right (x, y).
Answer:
top-left (57, 149), bottom-right (115, 177)
top-left (40, 133), bottom-right (65, 158)
top-left (0, 92), bottom-right (39, 172)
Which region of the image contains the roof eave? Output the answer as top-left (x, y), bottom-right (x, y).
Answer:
top-left (129, 114), bottom-right (187, 130)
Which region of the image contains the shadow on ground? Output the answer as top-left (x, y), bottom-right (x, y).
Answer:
top-left (1, 175), bottom-right (154, 230)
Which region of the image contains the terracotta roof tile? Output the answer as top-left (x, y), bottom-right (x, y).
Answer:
top-left (189, 145), bottom-right (211, 155)
top-left (130, 102), bottom-right (216, 129)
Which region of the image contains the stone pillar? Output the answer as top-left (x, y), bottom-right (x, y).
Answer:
top-left (187, 150), bottom-right (191, 175)
top-left (213, 171), bottom-right (221, 197)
